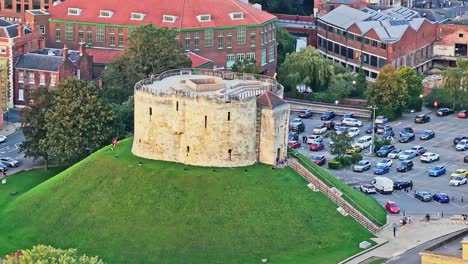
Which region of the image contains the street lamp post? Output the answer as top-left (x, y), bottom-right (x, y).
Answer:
top-left (368, 105), bottom-right (378, 155)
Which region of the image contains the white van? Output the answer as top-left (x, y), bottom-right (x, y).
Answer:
top-left (355, 136), bottom-right (373, 149)
top-left (372, 177), bottom-right (393, 194)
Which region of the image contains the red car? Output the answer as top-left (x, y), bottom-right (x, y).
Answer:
top-left (457, 110), bottom-right (468, 119)
top-left (385, 201), bottom-right (400, 214)
top-left (311, 155), bottom-right (326, 166)
top-left (310, 142), bottom-right (325, 151)
top-left (288, 140), bottom-right (301, 149)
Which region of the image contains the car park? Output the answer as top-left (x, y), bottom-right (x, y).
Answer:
top-left (374, 165), bottom-right (390, 175)
top-left (420, 130), bottom-right (435, 140)
top-left (415, 191), bottom-right (432, 202)
top-left (411, 145), bottom-right (426, 156)
top-left (399, 133), bottom-right (415, 143)
top-left (450, 169), bottom-right (468, 178)
top-left (388, 148), bottom-right (402, 159)
top-left (429, 165), bottom-right (446, 177)
top-left (353, 160), bottom-right (371, 172)
top-left (355, 136), bottom-right (373, 149)
top-left (0, 135), bottom-right (6, 143)
top-left (399, 127), bottom-right (414, 137)
top-left (397, 160), bottom-right (413, 172)
top-left (288, 140), bottom-right (301, 149)
top-left (393, 179), bottom-right (411, 190)
top-left (288, 132), bottom-right (299, 141)
top-left (298, 109), bottom-right (313, 119)
top-left (377, 124), bottom-right (392, 135)
top-left (414, 114), bottom-right (430, 123)
top-left (342, 118), bottom-right (363, 127)
top-left (310, 142), bottom-right (325, 151)
top-left (307, 135), bottom-right (324, 144)
top-left (454, 136), bottom-right (468, 145)
top-left (377, 158), bottom-right (393, 167)
top-left (385, 201), bottom-right (400, 214)
top-left (321, 111), bottom-right (335, 120)
top-left (436, 108), bottom-right (454, 116)
top-left (449, 176), bottom-right (467, 186)
top-left (360, 184), bottom-right (376, 194)
top-left (420, 152), bottom-right (440, 163)
top-left (347, 127), bottom-right (360, 137)
top-left (0, 157), bottom-right (20, 167)
top-left (399, 150), bottom-right (417, 160)
top-left (311, 155), bottom-right (326, 166)
top-left (365, 124), bottom-right (377, 134)
top-left (457, 110), bottom-right (468, 119)
top-left (312, 124), bottom-right (328, 135)
top-left (290, 118), bottom-right (305, 133)
top-left (377, 145), bottom-right (395, 157)
top-left (375, 116), bottom-right (388, 125)
top-left (456, 139), bottom-right (468, 151)
top-left (433, 193), bottom-right (450, 203)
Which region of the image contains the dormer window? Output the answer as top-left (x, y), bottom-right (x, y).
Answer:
top-left (131, 13), bottom-right (146, 20)
top-left (99, 10), bottom-right (113, 18)
top-left (230, 12), bottom-right (244, 20)
top-left (197, 14), bottom-right (211, 22)
top-left (67, 8), bottom-right (82, 16)
top-left (163, 15), bottom-right (177, 23)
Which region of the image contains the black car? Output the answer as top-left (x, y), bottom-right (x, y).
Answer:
top-left (399, 133), bottom-right (415, 143)
top-left (321, 111), bottom-right (336, 120)
top-left (415, 114), bottom-right (430, 123)
top-left (420, 130), bottom-right (435, 140)
top-left (436, 108), bottom-right (454, 116)
top-left (323, 121), bottom-right (336, 130)
top-left (454, 136), bottom-right (468, 145)
top-left (382, 130), bottom-right (395, 140)
top-left (397, 160), bottom-right (414, 172)
top-left (366, 124), bottom-right (377, 134)
top-left (341, 113), bottom-right (354, 121)
top-left (288, 132), bottom-right (299, 141)
top-left (399, 127), bottom-right (414, 137)
top-left (376, 145), bottom-right (395, 157)
top-left (465, 155), bottom-right (468, 163)
top-left (393, 179), bottom-right (411, 190)
top-left (298, 109), bottom-right (313, 119)
top-left (415, 191), bottom-right (433, 202)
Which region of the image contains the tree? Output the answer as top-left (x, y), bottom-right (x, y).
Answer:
top-left (398, 66), bottom-right (423, 111)
top-left (442, 59), bottom-right (468, 110)
top-left (329, 130), bottom-right (353, 159)
top-left (351, 67), bottom-right (367, 98)
top-left (4, 245), bottom-right (104, 264)
top-left (366, 65), bottom-right (407, 120)
top-left (111, 95), bottom-right (134, 138)
top-left (46, 78), bottom-right (115, 166)
top-left (20, 88), bottom-right (54, 169)
top-left (231, 59), bottom-right (260, 74)
top-left (276, 27), bottom-right (296, 66)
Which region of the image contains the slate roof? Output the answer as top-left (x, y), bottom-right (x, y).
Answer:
top-left (256, 91), bottom-right (287, 109)
top-left (15, 54), bottom-right (64, 72)
top-left (319, 5), bottom-right (372, 29)
top-left (86, 48), bottom-right (123, 64)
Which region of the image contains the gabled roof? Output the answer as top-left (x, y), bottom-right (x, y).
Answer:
top-left (15, 54), bottom-right (64, 72)
top-left (319, 5), bottom-right (371, 29)
top-left (48, 0), bottom-right (276, 29)
top-left (256, 91), bottom-right (287, 109)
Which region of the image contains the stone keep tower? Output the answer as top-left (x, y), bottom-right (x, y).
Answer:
top-left (132, 69), bottom-right (289, 167)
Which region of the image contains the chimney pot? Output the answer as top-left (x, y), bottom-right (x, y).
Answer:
top-left (63, 45), bottom-right (69, 61)
top-left (17, 23), bottom-right (24, 37)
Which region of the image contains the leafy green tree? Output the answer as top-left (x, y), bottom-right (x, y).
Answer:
top-left (442, 59), bottom-right (468, 109)
top-left (231, 59), bottom-right (260, 74)
top-left (351, 67), bottom-right (367, 98)
top-left (20, 88), bottom-right (54, 169)
top-left (4, 245), bottom-right (104, 264)
top-left (329, 130), bottom-right (353, 159)
top-left (366, 65), bottom-right (407, 119)
top-left (398, 66), bottom-right (423, 111)
top-left (46, 78), bottom-right (115, 166)
top-left (276, 27), bottom-right (296, 66)
top-left (111, 95), bottom-right (134, 138)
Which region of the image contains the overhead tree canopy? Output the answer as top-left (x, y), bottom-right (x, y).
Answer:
top-left (398, 66), bottom-right (423, 111)
top-left (276, 27), bottom-right (296, 66)
top-left (329, 130), bottom-right (353, 159)
top-left (231, 59), bottom-right (260, 74)
top-left (442, 59), bottom-right (468, 109)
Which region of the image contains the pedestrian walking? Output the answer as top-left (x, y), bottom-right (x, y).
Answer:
top-left (408, 216), bottom-right (412, 224)
top-left (410, 180), bottom-right (413, 190)
top-left (112, 137), bottom-right (118, 149)
top-left (425, 213), bottom-right (430, 222)
top-left (2, 170), bottom-right (6, 178)
top-left (404, 185), bottom-right (407, 192)
top-left (393, 223), bottom-right (397, 237)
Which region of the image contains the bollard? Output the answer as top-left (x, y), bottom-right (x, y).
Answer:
top-left (403, 210), bottom-right (406, 216)
top-left (462, 196), bottom-right (464, 203)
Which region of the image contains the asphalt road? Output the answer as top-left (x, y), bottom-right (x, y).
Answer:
top-left (291, 109), bottom-right (468, 216)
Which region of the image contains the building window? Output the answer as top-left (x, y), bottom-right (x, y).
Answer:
top-left (18, 89), bottom-right (24, 101)
top-left (227, 112), bottom-right (231, 121)
top-left (364, 38), bottom-right (370, 44)
top-left (118, 28), bottom-right (124, 47)
top-left (65, 23), bottom-right (74, 40)
top-left (228, 149), bottom-right (232, 161)
top-left (86, 26), bottom-right (92, 46)
top-left (67, 8), bottom-right (82, 15)
top-left (246, 52), bottom-right (255, 61)
top-left (96, 26), bottom-right (105, 42)
top-left (29, 73), bottom-right (34, 84)
top-left (217, 31), bottom-right (223, 49)
top-left (268, 46), bottom-right (275, 62)
top-left (185, 39), bottom-right (190, 51)
top-left (99, 10), bottom-right (113, 18)
top-left (227, 54), bottom-right (235, 68)
top-left (109, 28), bottom-right (115, 46)
top-left (197, 14), bottom-right (211, 22)
top-left (370, 56), bottom-right (377, 67)
top-left (236, 53), bottom-right (245, 62)
top-left (459, 33), bottom-right (464, 38)
top-left (347, 33), bottom-right (354, 40)
top-left (51, 75), bottom-right (56, 86)
top-left (76, 69), bottom-right (81, 80)
top-left (185, 32), bottom-right (190, 39)
top-left (204, 116), bottom-right (207, 128)
top-left (237, 28), bottom-right (246, 45)
top-left (194, 39), bottom-right (199, 50)
top-left (39, 25), bottom-right (45, 34)
top-left (55, 23), bottom-right (61, 42)
top-left (40, 74), bottom-right (45, 85)
top-left (176, 101), bottom-right (179, 111)
top-left (226, 30), bottom-right (232, 48)
top-left (194, 32), bottom-right (199, 39)
top-left (379, 58), bottom-right (387, 68)
top-left (149, 107), bottom-right (152, 116)
top-left (0, 47), bottom-right (6, 54)
top-left (78, 25), bottom-right (84, 42)
top-left (204, 29), bottom-right (213, 48)
top-left (18, 72), bottom-right (24, 83)
top-left (380, 43), bottom-right (387, 50)
top-left (371, 40), bottom-right (378, 47)
top-left (230, 12), bottom-right (244, 20)
top-left (261, 48), bottom-right (267, 66)
top-left (162, 15), bottom-right (176, 23)
top-left (132, 13), bottom-right (146, 21)
top-left (186, 146), bottom-right (190, 155)
top-left (250, 35), bottom-right (256, 47)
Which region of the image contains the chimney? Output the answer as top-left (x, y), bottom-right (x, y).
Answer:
top-left (17, 23), bottom-right (23, 37)
top-left (63, 45), bottom-right (68, 61)
top-left (79, 41), bottom-right (86, 55)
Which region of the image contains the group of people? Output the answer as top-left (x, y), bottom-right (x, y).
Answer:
top-left (400, 216), bottom-right (412, 225)
top-left (301, 136), bottom-right (307, 143)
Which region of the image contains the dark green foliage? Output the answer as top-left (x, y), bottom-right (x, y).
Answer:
top-left (351, 68), bottom-right (367, 98)
top-left (339, 156), bottom-right (353, 167)
top-left (374, 136), bottom-right (391, 152)
top-left (398, 67), bottom-right (423, 112)
top-left (328, 159), bottom-right (341, 169)
top-left (329, 130), bottom-right (353, 159)
top-left (441, 60), bottom-right (468, 110)
top-left (110, 96), bottom-right (134, 138)
top-left (276, 27), bottom-right (296, 66)
top-left (351, 153), bottom-right (363, 163)
top-left (231, 59), bottom-right (260, 74)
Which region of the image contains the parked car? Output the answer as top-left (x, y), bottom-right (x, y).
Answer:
top-left (399, 150), bottom-right (417, 160)
top-left (0, 135), bottom-right (6, 144)
top-left (399, 127), bottom-right (414, 137)
top-left (377, 158), bottom-right (393, 168)
top-left (341, 113), bottom-right (355, 121)
top-left (310, 142), bottom-right (325, 151)
top-left (366, 124), bottom-right (377, 134)
top-left (377, 124), bottom-right (392, 135)
top-left (385, 201), bottom-right (400, 214)
top-left (411, 145), bottom-right (426, 156)
top-left (399, 133), bottom-right (415, 143)
top-left (355, 136), bottom-right (373, 150)
top-left (346, 145), bottom-right (362, 154)
top-left (457, 110), bottom-right (468, 119)
top-left (429, 165), bottom-right (446, 177)
top-left (415, 191), bottom-right (432, 202)
top-left (388, 148), bottom-right (402, 159)
top-left (374, 165), bottom-right (390, 175)
top-left (342, 118), bottom-right (363, 127)
top-left (465, 155), bottom-right (468, 163)
top-left (0, 162), bottom-right (7, 172)
top-left (376, 145), bottom-right (395, 157)
top-left (336, 127), bottom-right (349, 136)
top-left (347, 127), bottom-right (360, 137)
top-left (288, 132), bottom-right (299, 141)
top-left (420, 152), bottom-right (440, 163)
top-left (360, 184), bottom-right (376, 194)
top-left (307, 135), bottom-right (324, 144)
top-left (415, 114), bottom-right (430, 123)
top-left (420, 130), bottom-right (435, 140)
top-left (454, 136), bottom-right (468, 145)
top-left (311, 155), bottom-right (326, 166)
top-left (393, 179), bottom-right (411, 190)
top-left (450, 176), bottom-right (467, 186)
top-left (353, 160), bottom-right (371, 172)
top-left (312, 124), bottom-right (327, 135)
top-left (0, 157), bottom-right (20, 167)
top-left (433, 193), bottom-right (450, 203)
top-left (289, 118), bottom-right (305, 133)
top-left (382, 130), bottom-right (395, 139)
top-left (298, 109), bottom-right (313, 118)
top-left (397, 160), bottom-right (414, 172)
top-left (456, 139), bottom-right (468, 151)
top-left (288, 140), bottom-right (301, 149)
top-left (375, 116), bottom-right (388, 125)
top-left (321, 111), bottom-right (335, 120)
top-left (436, 108), bottom-right (454, 116)
top-left (450, 169), bottom-right (468, 178)
top-left (323, 121), bottom-right (336, 130)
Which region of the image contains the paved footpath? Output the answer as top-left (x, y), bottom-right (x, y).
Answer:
top-left (344, 215), bottom-right (468, 264)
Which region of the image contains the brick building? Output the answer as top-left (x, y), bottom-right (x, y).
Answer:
top-left (42, 0), bottom-right (278, 76)
top-left (317, 5), bottom-right (437, 79)
top-left (0, 0), bottom-right (58, 22)
top-left (13, 43), bottom-right (92, 106)
top-left (433, 23), bottom-right (468, 66)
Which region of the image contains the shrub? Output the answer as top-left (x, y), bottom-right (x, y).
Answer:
top-left (339, 156), bottom-right (353, 167)
top-left (351, 153), bottom-right (363, 163)
top-left (328, 159), bottom-right (341, 169)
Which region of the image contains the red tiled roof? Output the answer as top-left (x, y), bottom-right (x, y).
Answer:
top-left (256, 91), bottom-right (286, 109)
top-left (48, 0), bottom-right (276, 29)
top-left (85, 48), bottom-right (124, 64)
top-left (187, 52), bottom-right (212, 68)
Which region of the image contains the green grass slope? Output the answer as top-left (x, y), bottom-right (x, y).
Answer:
top-left (0, 139), bottom-right (375, 264)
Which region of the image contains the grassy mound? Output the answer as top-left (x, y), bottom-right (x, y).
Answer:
top-left (0, 139), bottom-right (375, 263)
